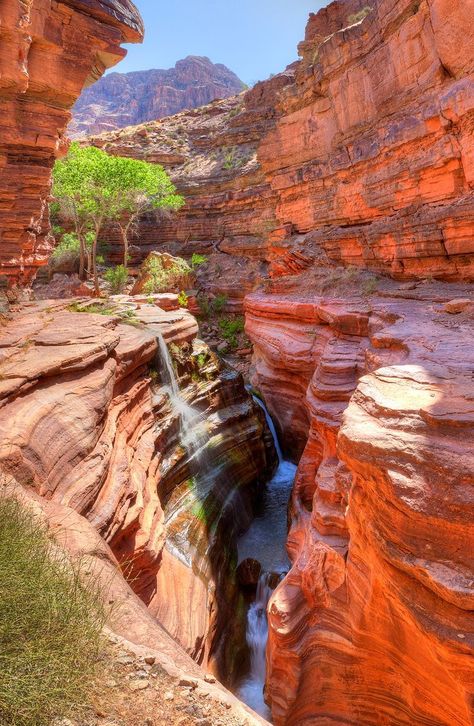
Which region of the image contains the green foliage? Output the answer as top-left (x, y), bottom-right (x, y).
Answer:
top-left (223, 148), bottom-right (238, 170)
top-left (143, 255), bottom-right (191, 294)
top-left (211, 294), bottom-right (228, 314)
top-left (103, 265), bottom-right (129, 294)
top-left (361, 276), bottom-right (379, 295)
top-left (0, 497), bottom-right (106, 726)
top-left (191, 253), bottom-right (208, 268)
top-left (197, 295), bottom-right (211, 318)
top-left (52, 143), bottom-right (185, 287)
top-left (51, 232), bottom-right (80, 261)
top-left (178, 290), bottom-right (189, 308)
top-left (219, 317), bottom-right (245, 350)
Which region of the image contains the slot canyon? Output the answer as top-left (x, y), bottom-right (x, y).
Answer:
top-left (0, 0), bottom-right (473, 725)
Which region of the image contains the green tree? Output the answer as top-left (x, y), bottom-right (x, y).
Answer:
top-left (107, 156), bottom-right (184, 267)
top-left (52, 144), bottom-right (184, 294)
top-left (53, 144), bottom-right (117, 293)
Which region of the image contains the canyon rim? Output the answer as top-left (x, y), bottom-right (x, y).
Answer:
top-left (0, 1), bottom-right (473, 726)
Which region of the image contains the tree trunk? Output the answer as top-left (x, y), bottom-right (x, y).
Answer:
top-left (78, 234), bottom-right (86, 280)
top-left (122, 226), bottom-right (129, 269)
top-left (92, 222), bottom-right (101, 295)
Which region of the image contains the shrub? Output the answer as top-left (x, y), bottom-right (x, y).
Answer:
top-left (211, 293), bottom-right (228, 314)
top-left (197, 295), bottom-right (211, 318)
top-left (104, 264), bottom-right (129, 294)
top-left (143, 255), bottom-right (191, 294)
top-left (51, 232), bottom-right (81, 266)
top-left (0, 497), bottom-right (106, 726)
top-left (348, 5), bottom-right (372, 24)
top-left (178, 290), bottom-right (189, 308)
top-left (219, 317), bottom-right (245, 349)
top-left (191, 253), bottom-right (208, 268)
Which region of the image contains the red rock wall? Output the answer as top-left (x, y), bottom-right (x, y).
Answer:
top-left (0, 300), bottom-right (275, 678)
top-left (245, 287), bottom-right (474, 725)
top-left (89, 0), bottom-right (473, 287)
top-left (0, 0), bottom-right (143, 289)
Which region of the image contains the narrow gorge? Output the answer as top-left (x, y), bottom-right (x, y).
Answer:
top-left (0, 1), bottom-right (473, 725)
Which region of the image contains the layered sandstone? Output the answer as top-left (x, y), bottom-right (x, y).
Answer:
top-left (70, 56), bottom-right (245, 137)
top-left (89, 0), bottom-right (473, 301)
top-left (245, 280), bottom-right (474, 725)
top-left (0, 0), bottom-right (143, 289)
top-left (0, 298), bottom-right (275, 678)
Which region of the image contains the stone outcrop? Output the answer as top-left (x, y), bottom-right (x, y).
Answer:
top-left (245, 281), bottom-right (474, 725)
top-left (0, 298), bottom-right (275, 679)
top-left (0, 0), bottom-right (143, 289)
top-left (88, 0), bottom-right (473, 304)
top-left (70, 56), bottom-right (245, 137)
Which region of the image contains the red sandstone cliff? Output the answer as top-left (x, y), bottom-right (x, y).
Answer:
top-left (70, 56), bottom-right (245, 137)
top-left (89, 0), bottom-right (474, 297)
top-left (0, 0), bottom-right (143, 290)
top-left (86, 1), bottom-right (474, 723)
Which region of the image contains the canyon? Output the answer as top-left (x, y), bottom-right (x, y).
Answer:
top-left (70, 56), bottom-right (245, 138)
top-left (0, 0), bottom-right (473, 725)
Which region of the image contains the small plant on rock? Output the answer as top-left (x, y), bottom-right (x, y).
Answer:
top-left (191, 253), bottom-right (208, 269)
top-left (103, 264), bottom-right (129, 294)
top-left (178, 290), bottom-right (189, 308)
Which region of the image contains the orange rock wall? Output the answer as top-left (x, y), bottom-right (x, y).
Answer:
top-left (90, 0), bottom-right (473, 286)
top-left (245, 289), bottom-right (474, 725)
top-left (0, 301), bottom-right (274, 677)
top-left (0, 0), bottom-right (142, 289)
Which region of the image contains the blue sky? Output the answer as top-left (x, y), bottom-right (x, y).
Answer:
top-left (116, 1), bottom-right (324, 85)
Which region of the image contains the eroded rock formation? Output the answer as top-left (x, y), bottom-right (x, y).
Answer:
top-left (89, 0), bottom-right (473, 310)
top-left (245, 283), bottom-right (474, 725)
top-left (0, 299), bottom-right (275, 679)
top-left (70, 56), bottom-right (245, 137)
top-left (87, 0), bottom-right (474, 722)
top-left (0, 0), bottom-right (143, 289)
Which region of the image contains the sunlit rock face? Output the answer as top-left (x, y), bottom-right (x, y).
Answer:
top-left (69, 56), bottom-right (245, 138)
top-left (0, 0), bottom-right (143, 289)
top-left (0, 300), bottom-right (275, 676)
top-left (89, 0), bottom-right (473, 300)
top-left (245, 287), bottom-right (474, 725)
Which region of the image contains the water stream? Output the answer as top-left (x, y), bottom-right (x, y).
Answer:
top-left (237, 393), bottom-right (297, 720)
top-left (156, 338), bottom-right (296, 719)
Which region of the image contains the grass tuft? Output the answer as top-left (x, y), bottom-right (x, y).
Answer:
top-left (0, 497), bottom-right (106, 726)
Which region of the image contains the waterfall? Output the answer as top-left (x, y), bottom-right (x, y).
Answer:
top-left (251, 393), bottom-right (283, 463)
top-left (237, 394), bottom-right (297, 720)
top-left (156, 332), bottom-right (205, 455)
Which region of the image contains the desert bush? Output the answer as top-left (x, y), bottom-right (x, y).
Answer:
top-left (219, 317), bottom-right (245, 349)
top-left (143, 255), bottom-right (191, 294)
top-left (211, 293), bottom-right (228, 314)
top-left (191, 253), bottom-right (208, 268)
top-left (104, 264), bottom-right (129, 294)
top-left (0, 497), bottom-right (106, 726)
top-left (178, 290), bottom-right (189, 308)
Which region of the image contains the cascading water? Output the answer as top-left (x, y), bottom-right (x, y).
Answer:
top-left (237, 393), bottom-right (297, 720)
top-left (156, 332), bottom-right (205, 454)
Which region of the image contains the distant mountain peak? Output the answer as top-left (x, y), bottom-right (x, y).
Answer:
top-left (69, 56), bottom-right (244, 138)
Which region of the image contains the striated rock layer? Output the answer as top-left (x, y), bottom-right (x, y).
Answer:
top-left (89, 0), bottom-right (474, 300)
top-left (245, 283), bottom-right (474, 725)
top-left (70, 56), bottom-right (245, 137)
top-left (0, 0), bottom-right (143, 289)
top-left (0, 298), bottom-right (275, 679)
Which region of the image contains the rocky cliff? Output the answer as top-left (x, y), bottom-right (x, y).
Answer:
top-left (0, 0), bottom-right (143, 290)
top-left (86, 0), bottom-right (474, 723)
top-left (245, 283), bottom-right (474, 725)
top-left (89, 0), bottom-right (474, 301)
top-left (70, 56), bottom-right (245, 137)
top-left (0, 297), bottom-right (275, 681)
